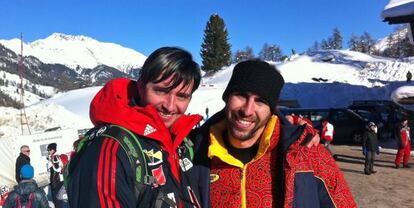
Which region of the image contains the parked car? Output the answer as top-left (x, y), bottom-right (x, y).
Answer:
top-left (279, 108), bottom-right (368, 144)
top-left (348, 100), bottom-right (414, 140)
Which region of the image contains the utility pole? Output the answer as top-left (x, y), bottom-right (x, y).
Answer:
top-left (19, 32), bottom-right (31, 135)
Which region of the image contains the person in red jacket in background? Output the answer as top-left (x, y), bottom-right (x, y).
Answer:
top-left (321, 118), bottom-right (335, 154)
top-left (395, 119), bottom-right (411, 168)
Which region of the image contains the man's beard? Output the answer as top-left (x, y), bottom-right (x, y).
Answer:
top-left (226, 112), bottom-right (270, 142)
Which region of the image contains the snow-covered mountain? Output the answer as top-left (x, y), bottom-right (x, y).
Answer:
top-left (0, 42), bottom-right (135, 107)
top-left (0, 33), bottom-right (147, 74)
top-left (2, 49), bottom-right (414, 139)
top-left (374, 26), bottom-right (409, 52)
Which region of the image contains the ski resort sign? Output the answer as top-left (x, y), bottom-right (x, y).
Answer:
top-left (0, 128), bottom-right (78, 189)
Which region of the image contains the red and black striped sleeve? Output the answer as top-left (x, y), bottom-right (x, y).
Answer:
top-left (67, 137), bottom-right (136, 208)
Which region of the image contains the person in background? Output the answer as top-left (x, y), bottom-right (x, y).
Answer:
top-left (321, 118), bottom-right (334, 154)
top-left (362, 122), bottom-right (379, 175)
top-left (395, 119), bottom-right (411, 168)
top-left (66, 47), bottom-right (205, 207)
top-left (406, 71), bottom-right (412, 83)
top-left (15, 145), bottom-right (31, 183)
top-left (4, 164), bottom-right (49, 208)
top-left (0, 185), bottom-right (11, 206)
top-left (47, 143), bottom-right (66, 208)
top-left (69, 138), bottom-right (82, 159)
top-left (192, 60), bottom-right (355, 207)
top-left (205, 107), bottom-right (210, 121)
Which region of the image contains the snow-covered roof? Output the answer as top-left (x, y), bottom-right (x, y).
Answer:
top-left (382, 0), bottom-right (414, 23)
top-left (391, 85), bottom-right (414, 103)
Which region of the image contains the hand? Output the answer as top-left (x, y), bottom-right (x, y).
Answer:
top-left (306, 134), bottom-right (320, 148)
top-left (362, 147), bottom-right (367, 156)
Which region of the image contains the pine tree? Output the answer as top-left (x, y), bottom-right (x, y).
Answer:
top-left (308, 41), bottom-right (319, 52)
top-left (259, 43), bottom-right (283, 62)
top-left (320, 39), bottom-right (330, 50)
top-left (200, 14), bottom-right (232, 75)
top-left (360, 32), bottom-right (375, 54)
top-left (233, 46), bottom-right (254, 63)
top-left (259, 43), bottom-right (270, 60)
top-left (245, 47), bottom-right (254, 60)
top-left (348, 34), bottom-right (361, 52)
top-left (330, 28), bottom-right (343, 49)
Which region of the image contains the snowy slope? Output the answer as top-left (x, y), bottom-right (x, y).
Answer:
top-left (33, 86), bottom-right (102, 119)
top-left (0, 70), bottom-right (56, 105)
top-left (0, 33), bottom-right (147, 73)
top-left (374, 27), bottom-right (410, 52)
top-left (0, 104), bottom-right (92, 138)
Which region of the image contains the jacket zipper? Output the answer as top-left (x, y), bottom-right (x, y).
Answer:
top-left (241, 166), bottom-right (247, 208)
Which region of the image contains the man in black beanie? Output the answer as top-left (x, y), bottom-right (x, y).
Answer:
top-left (192, 59), bottom-right (356, 207)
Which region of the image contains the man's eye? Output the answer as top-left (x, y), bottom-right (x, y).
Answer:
top-left (233, 92), bottom-right (245, 97)
top-left (257, 98), bottom-right (267, 104)
top-left (177, 94), bottom-right (191, 100)
top-left (232, 92), bottom-right (247, 99)
top-left (154, 89), bottom-right (168, 94)
top-left (254, 98), bottom-right (268, 106)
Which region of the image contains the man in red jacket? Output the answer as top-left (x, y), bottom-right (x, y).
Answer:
top-left (192, 60), bottom-right (356, 207)
top-left (67, 47), bottom-right (204, 208)
top-left (395, 119), bottom-right (412, 168)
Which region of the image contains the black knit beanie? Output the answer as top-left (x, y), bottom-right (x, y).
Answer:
top-left (222, 60), bottom-right (284, 113)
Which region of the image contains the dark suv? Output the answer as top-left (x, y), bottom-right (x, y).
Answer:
top-left (279, 108), bottom-right (368, 144)
top-left (348, 100), bottom-right (414, 140)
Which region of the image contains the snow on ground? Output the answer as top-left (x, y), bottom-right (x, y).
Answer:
top-left (0, 104), bottom-right (92, 139)
top-left (0, 70), bottom-right (56, 105)
top-left (32, 86), bottom-right (102, 119)
top-left (1, 50), bottom-right (414, 139)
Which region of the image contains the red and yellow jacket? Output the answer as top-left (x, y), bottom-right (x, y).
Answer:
top-left (192, 110), bottom-right (356, 208)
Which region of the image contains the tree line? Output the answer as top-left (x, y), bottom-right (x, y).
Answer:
top-left (200, 14), bottom-right (414, 76)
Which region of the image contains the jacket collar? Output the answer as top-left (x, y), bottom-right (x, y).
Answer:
top-left (207, 111), bottom-right (279, 168)
top-left (90, 78), bottom-right (202, 150)
top-left (203, 109), bottom-right (306, 164)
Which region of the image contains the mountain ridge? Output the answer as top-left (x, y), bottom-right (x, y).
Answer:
top-left (0, 43), bottom-right (135, 107)
top-left (0, 33), bottom-right (146, 73)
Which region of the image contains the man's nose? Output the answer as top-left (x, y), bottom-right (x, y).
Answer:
top-left (240, 97), bottom-right (255, 116)
top-left (163, 94), bottom-right (176, 112)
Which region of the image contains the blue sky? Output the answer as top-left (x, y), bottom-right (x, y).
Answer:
top-left (1, 0), bottom-right (394, 64)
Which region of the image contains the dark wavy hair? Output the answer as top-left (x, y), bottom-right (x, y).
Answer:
top-left (138, 47), bottom-right (201, 92)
